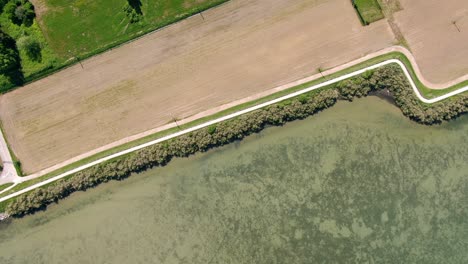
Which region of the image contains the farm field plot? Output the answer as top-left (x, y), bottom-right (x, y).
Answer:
top-left (394, 0), bottom-right (468, 83)
top-left (0, 0), bottom-right (395, 173)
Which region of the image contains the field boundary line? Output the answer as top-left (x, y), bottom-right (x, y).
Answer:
top-left (1, 46), bottom-right (468, 203)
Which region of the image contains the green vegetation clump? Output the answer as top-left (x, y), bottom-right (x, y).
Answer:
top-left (0, 28), bottom-right (22, 91)
top-left (337, 65), bottom-right (468, 124)
top-left (4, 64), bottom-right (468, 217)
top-left (0, 0), bottom-right (58, 92)
top-left (352, 0), bottom-right (384, 25)
top-left (123, 0), bottom-right (143, 24)
top-left (0, 29), bottom-right (20, 73)
top-left (4, 0), bottom-right (35, 26)
top-left (16, 35), bottom-right (40, 61)
top-left (0, 0), bottom-right (8, 11)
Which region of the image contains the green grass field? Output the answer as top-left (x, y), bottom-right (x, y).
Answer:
top-left (353, 0), bottom-right (384, 25)
top-left (40, 0), bottom-right (228, 59)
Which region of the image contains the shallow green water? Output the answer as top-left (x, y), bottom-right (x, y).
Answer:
top-left (1, 97), bottom-right (467, 263)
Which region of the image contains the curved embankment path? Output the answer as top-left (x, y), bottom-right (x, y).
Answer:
top-left (1, 46), bottom-right (468, 200)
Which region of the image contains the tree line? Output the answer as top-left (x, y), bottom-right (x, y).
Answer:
top-left (0, 0), bottom-right (37, 92)
top-left (5, 64), bottom-right (468, 216)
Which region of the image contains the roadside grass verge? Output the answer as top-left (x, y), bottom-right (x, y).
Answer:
top-left (352, 0), bottom-right (384, 25)
top-left (0, 183), bottom-right (13, 192)
top-left (1, 51), bottom-right (467, 209)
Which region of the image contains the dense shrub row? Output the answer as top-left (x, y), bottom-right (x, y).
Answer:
top-left (337, 65), bottom-right (468, 124)
top-left (5, 89), bottom-right (339, 216)
top-left (5, 64), bottom-right (468, 216)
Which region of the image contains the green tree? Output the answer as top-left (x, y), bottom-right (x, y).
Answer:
top-left (4, 0), bottom-right (36, 26)
top-left (0, 0), bottom-right (8, 12)
top-left (17, 35), bottom-right (41, 61)
top-left (123, 3), bottom-right (142, 23)
top-left (0, 30), bottom-right (20, 73)
top-left (0, 29), bottom-right (23, 91)
top-left (127, 0), bottom-right (142, 14)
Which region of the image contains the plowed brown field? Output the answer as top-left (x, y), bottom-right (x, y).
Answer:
top-left (0, 0), bottom-right (395, 173)
top-left (394, 0), bottom-right (468, 83)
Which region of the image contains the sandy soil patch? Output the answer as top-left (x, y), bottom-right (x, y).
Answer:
top-left (29, 0), bottom-right (48, 19)
top-left (394, 0), bottom-right (468, 83)
top-left (0, 0), bottom-right (395, 173)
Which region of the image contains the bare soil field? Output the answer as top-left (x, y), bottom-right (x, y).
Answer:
top-left (0, 0), bottom-right (395, 173)
top-left (394, 0), bottom-right (468, 83)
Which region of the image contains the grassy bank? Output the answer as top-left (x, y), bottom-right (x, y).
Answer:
top-left (0, 183), bottom-right (13, 192)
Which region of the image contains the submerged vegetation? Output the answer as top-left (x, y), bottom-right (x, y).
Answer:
top-left (4, 64), bottom-right (468, 216)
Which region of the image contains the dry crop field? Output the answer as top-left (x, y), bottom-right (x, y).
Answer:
top-left (394, 0), bottom-right (468, 83)
top-left (0, 0), bottom-right (395, 173)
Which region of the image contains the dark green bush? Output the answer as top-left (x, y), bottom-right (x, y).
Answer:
top-left (17, 35), bottom-right (41, 61)
top-left (4, 0), bottom-right (35, 26)
top-left (123, 3), bottom-right (142, 24)
top-left (0, 30), bottom-right (20, 73)
top-left (0, 29), bottom-right (23, 91)
top-left (374, 65), bottom-right (467, 124)
top-left (0, 0), bottom-right (8, 12)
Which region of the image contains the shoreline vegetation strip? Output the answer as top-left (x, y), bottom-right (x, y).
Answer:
top-left (7, 50), bottom-right (468, 181)
top-left (0, 52), bottom-right (467, 197)
top-left (0, 53), bottom-right (467, 215)
top-left (8, 50), bottom-right (468, 184)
